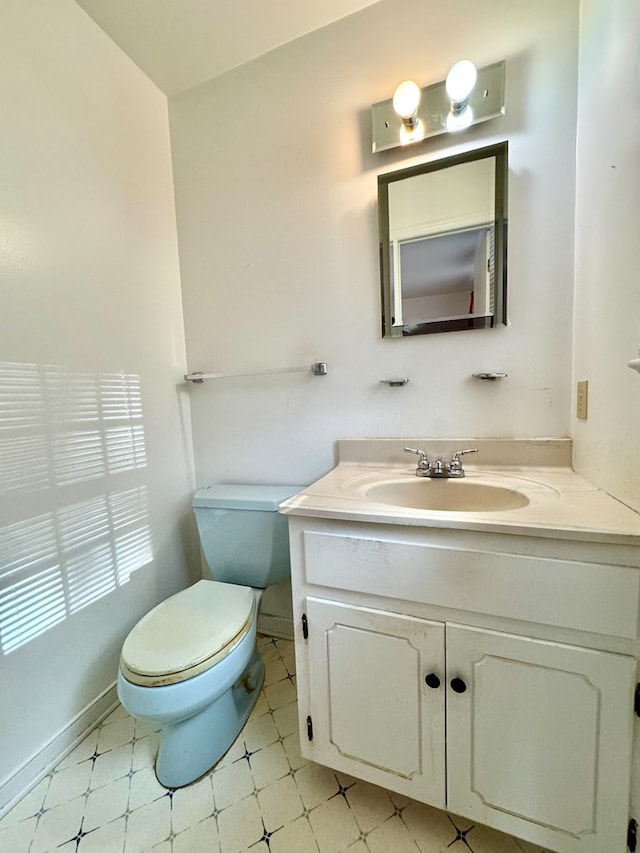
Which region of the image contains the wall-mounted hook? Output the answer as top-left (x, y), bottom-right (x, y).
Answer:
top-left (379, 379), bottom-right (410, 387)
top-left (472, 372), bottom-right (507, 381)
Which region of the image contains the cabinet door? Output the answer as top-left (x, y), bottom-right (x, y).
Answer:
top-left (304, 597), bottom-right (446, 807)
top-left (446, 624), bottom-right (635, 853)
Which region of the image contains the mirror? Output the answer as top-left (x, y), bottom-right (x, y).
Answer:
top-left (378, 142), bottom-right (508, 337)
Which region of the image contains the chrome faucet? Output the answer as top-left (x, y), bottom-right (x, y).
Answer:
top-left (430, 456), bottom-right (446, 477)
top-left (404, 447), bottom-right (478, 478)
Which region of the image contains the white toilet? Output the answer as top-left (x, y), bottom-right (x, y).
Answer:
top-left (117, 483), bottom-right (303, 788)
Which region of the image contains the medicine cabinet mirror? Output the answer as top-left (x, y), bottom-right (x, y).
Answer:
top-left (378, 142), bottom-right (508, 337)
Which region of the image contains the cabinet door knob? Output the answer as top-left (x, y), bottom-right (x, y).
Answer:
top-left (424, 673), bottom-right (441, 689)
top-left (450, 677), bottom-right (467, 694)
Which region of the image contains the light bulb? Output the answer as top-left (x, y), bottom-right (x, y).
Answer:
top-left (392, 80), bottom-right (421, 121)
top-left (446, 60), bottom-right (477, 104)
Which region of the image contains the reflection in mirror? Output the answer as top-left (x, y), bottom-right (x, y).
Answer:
top-left (378, 142), bottom-right (508, 337)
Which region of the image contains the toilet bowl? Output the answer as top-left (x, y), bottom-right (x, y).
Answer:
top-left (117, 483), bottom-right (303, 788)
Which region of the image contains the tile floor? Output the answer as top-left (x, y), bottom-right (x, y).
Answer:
top-left (1, 636), bottom-right (552, 853)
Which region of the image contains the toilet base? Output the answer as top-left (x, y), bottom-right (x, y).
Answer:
top-left (155, 647), bottom-right (265, 788)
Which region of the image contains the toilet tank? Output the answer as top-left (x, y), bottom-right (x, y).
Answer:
top-left (192, 484), bottom-right (305, 588)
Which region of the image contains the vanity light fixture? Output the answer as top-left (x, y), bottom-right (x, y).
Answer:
top-left (372, 59), bottom-right (505, 154)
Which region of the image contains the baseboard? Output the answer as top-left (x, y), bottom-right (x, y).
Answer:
top-left (0, 682), bottom-right (119, 818)
top-left (257, 613), bottom-right (294, 640)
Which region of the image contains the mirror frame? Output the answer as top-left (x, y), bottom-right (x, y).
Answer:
top-left (378, 141), bottom-right (508, 338)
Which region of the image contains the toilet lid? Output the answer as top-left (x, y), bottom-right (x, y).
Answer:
top-left (121, 580), bottom-right (255, 686)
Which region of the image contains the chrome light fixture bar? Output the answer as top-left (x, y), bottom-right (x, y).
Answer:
top-left (372, 60), bottom-right (505, 154)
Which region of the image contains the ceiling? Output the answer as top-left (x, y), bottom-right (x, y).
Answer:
top-left (74, 0), bottom-right (383, 96)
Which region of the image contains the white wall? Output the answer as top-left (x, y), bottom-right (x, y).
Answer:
top-left (0, 0), bottom-right (197, 809)
top-left (572, 0), bottom-right (640, 512)
top-left (171, 0), bottom-right (580, 493)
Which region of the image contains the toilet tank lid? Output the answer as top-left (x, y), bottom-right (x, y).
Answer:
top-left (192, 483), bottom-right (306, 511)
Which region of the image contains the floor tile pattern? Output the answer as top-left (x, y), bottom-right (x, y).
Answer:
top-left (1, 636), bottom-right (552, 853)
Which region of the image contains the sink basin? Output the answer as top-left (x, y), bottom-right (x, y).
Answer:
top-left (363, 478), bottom-right (530, 512)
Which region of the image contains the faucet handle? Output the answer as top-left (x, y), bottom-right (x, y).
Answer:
top-left (404, 446), bottom-right (429, 468)
top-left (450, 448), bottom-right (478, 463)
top-left (451, 447), bottom-right (478, 459)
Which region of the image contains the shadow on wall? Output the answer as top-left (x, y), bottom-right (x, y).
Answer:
top-left (0, 363), bottom-right (154, 654)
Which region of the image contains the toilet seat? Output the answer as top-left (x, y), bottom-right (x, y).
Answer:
top-left (120, 580), bottom-right (256, 687)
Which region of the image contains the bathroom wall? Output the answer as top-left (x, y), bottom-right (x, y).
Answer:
top-left (0, 0), bottom-right (197, 810)
top-left (170, 0), bottom-right (580, 628)
top-left (171, 0), bottom-right (579, 490)
top-left (572, 0), bottom-right (640, 512)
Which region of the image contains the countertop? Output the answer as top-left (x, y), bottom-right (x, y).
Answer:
top-left (279, 461), bottom-right (640, 545)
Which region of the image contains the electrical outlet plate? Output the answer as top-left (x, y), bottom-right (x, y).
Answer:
top-left (577, 380), bottom-right (588, 420)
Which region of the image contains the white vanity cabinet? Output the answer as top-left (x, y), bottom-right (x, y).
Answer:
top-left (287, 516), bottom-right (639, 853)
